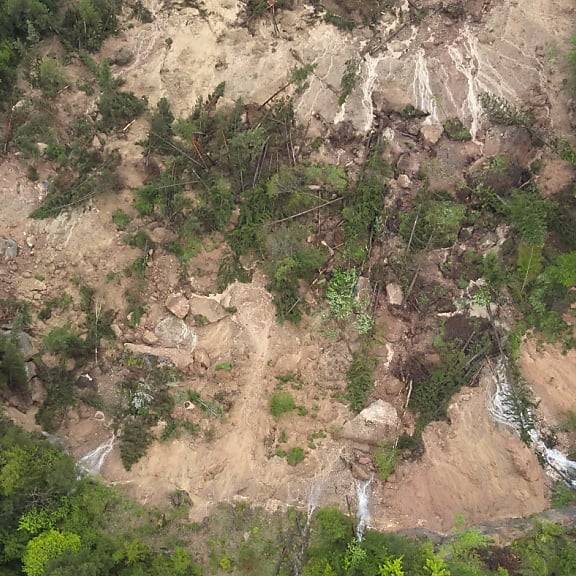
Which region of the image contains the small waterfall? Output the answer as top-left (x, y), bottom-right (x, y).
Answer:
top-left (489, 358), bottom-right (576, 488)
top-left (78, 434), bottom-right (115, 476)
top-left (355, 477), bottom-right (373, 541)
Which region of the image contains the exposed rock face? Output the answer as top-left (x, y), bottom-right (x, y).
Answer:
top-left (154, 316), bottom-right (197, 349)
top-left (397, 174), bottom-right (411, 189)
top-left (188, 296), bottom-right (227, 324)
top-left (341, 400), bottom-right (399, 445)
top-left (386, 283), bottom-right (404, 306)
top-left (420, 122), bottom-right (444, 145)
top-left (0, 238), bottom-right (18, 259)
top-left (165, 293), bottom-right (190, 319)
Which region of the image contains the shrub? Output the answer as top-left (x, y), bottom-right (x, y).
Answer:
top-left (286, 447), bottom-right (305, 466)
top-left (443, 118), bottom-right (472, 141)
top-left (31, 56), bottom-right (68, 97)
top-left (23, 530), bottom-right (81, 576)
top-left (326, 268), bottom-right (358, 320)
top-left (400, 195), bottom-right (465, 249)
top-left (0, 333), bottom-right (28, 397)
top-left (112, 208), bottom-right (131, 230)
top-left (374, 444), bottom-right (397, 482)
top-left (269, 391), bottom-right (296, 418)
top-left (346, 348), bottom-right (376, 413)
top-left (60, 0), bottom-right (121, 52)
top-left (98, 87), bottom-right (146, 131)
top-left (36, 367), bottom-right (75, 432)
top-left (43, 325), bottom-right (87, 359)
top-left (119, 416), bottom-right (154, 470)
top-left (217, 255), bottom-right (252, 291)
top-left (338, 59), bottom-right (359, 106)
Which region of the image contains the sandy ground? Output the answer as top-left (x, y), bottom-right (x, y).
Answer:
top-left (520, 340), bottom-right (576, 425)
top-left (3, 0), bottom-right (576, 534)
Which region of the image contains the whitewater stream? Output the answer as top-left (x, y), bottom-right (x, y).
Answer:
top-left (78, 434), bottom-right (116, 476)
top-left (490, 357), bottom-right (576, 488)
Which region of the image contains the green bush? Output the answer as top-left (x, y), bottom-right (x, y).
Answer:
top-left (286, 447), bottom-right (305, 466)
top-left (60, 0), bottom-right (121, 52)
top-left (443, 118), bottom-right (472, 141)
top-left (346, 349), bottom-right (376, 413)
top-left (43, 325), bottom-right (87, 359)
top-left (32, 56), bottom-right (67, 97)
top-left (112, 208), bottom-right (131, 230)
top-left (373, 445), bottom-right (397, 482)
top-left (326, 268), bottom-right (358, 320)
top-left (339, 59), bottom-right (359, 106)
top-left (269, 391), bottom-right (296, 418)
top-left (119, 416), bottom-right (154, 471)
top-left (36, 367), bottom-right (75, 432)
top-left (0, 333), bottom-right (28, 397)
top-left (400, 194), bottom-right (466, 250)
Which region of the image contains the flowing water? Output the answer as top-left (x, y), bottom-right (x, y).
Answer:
top-left (489, 357), bottom-right (576, 487)
top-left (78, 434), bottom-right (116, 476)
top-left (355, 477), bottom-right (374, 541)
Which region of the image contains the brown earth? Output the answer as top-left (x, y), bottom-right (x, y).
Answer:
top-left (3, 0), bottom-right (576, 534)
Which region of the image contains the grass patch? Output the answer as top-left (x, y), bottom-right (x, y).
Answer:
top-left (269, 391), bottom-right (296, 418)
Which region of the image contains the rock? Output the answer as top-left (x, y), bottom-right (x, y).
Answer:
top-left (384, 376), bottom-right (404, 396)
top-left (0, 238), bottom-right (18, 259)
top-left (94, 411), bottom-right (105, 421)
top-left (193, 347), bottom-right (210, 368)
top-left (396, 153), bottom-right (420, 177)
top-left (15, 332), bottom-right (35, 360)
top-left (275, 353), bottom-right (300, 373)
top-left (112, 47), bottom-right (134, 66)
top-left (142, 330), bottom-right (159, 345)
top-left (397, 174), bottom-right (411, 189)
top-left (149, 226), bottom-right (177, 244)
top-left (357, 455), bottom-right (372, 466)
top-left (111, 323), bottom-right (123, 339)
top-left (36, 142), bottom-right (49, 155)
top-left (341, 400), bottom-right (399, 445)
top-left (170, 489), bottom-right (192, 507)
top-left (165, 293), bottom-right (189, 319)
top-left (351, 463), bottom-right (372, 481)
top-left (386, 283), bottom-right (404, 306)
top-left (30, 377), bottom-right (46, 405)
top-left (25, 361), bottom-right (37, 381)
top-left (188, 295), bottom-right (227, 324)
top-left (25, 235), bottom-right (35, 248)
top-left (154, 316), bottom-right (197, 349)
top-left (356, 276), bottom-right (371, 303)
top-left (92, 134), bottom-right (101, 149)
top-left (420, 122), bottom-right (444, 145)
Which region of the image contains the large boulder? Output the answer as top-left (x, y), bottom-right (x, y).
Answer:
top-left (154, 316), bottom-right (197, 349)
top-left (188, 296), bottom-right (227, 324)
top-left (0, 238), bottom-right (18, 260)
top-left (341, 400), bottom-right (399, 445)
top-left (165, 293), bottom-right (190, 319)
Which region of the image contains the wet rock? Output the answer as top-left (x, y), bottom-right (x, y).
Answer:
top-left (341, 400), bottom-right (399, 445)
top-left (165, 293), bottom-right (189, 319)
top-left (386, 283), bottom-right (404, 306)
top-left (112, 47), bottom-right (134, 66)
top-left (351, 463), bottom-right (372, 481)
top-left (420, 122), bottom-right (444, 145)
top-left (188, 296), bottom-right (227, 324)
top-left (0, 238), bottom-right (18, 259)
top-left (154, 316), bottom-right (197, 349)
top-left (397, 174), bottom-right (411, 189)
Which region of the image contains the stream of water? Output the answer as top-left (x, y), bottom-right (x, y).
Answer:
top-left (490, 357), bottom-right (576, 487)
top-left (355, 477), bottom-right (374, 541)
top-left (78, 434), bottom-right (116, 476)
